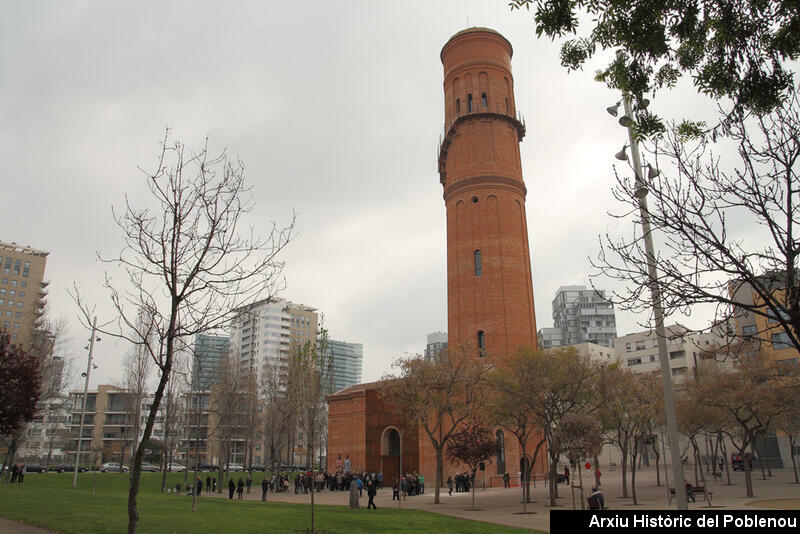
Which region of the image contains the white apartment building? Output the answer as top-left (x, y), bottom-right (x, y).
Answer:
top-left (613, 324), bottom-right (722, 387)
top-left (229, 297), bottom-right (318, 378)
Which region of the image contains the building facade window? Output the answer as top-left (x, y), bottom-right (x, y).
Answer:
top-left (474, 250), bottom-right (482, 276)
top-left (468, 94), bottom-right (473, 112)
top-left (481, 93), bottom-right (488, 107)
top-left (772, 331), bottom-right (792, 350)
top-left (456, 98), bottom-right (460, 113)
top-left (477, 330), bottom-right (485, 357)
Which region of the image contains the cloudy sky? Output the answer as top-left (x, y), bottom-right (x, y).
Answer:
top-left (2, 1), bottom-right (720, 389)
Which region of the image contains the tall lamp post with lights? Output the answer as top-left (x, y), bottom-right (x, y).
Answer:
top-left (72, 316), bottom-right (100, 489)
top-left (607, 96), bottom-right (688, 509)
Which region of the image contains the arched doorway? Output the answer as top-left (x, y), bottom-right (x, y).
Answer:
top-left (381, 427), bottom-right (401, 483)
top-left (496, 430), bottom-right (506, 475)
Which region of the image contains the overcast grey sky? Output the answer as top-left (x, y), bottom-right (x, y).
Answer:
top-left (2, 1), bottom-right (722, 389)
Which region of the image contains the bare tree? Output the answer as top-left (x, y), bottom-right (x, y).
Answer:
top-left (73, 130), bottom-right (293, 534)
top-left (381, 348), bottom-right (489, 505)
top-left (594, 92), bottom-right (800, 354)
top-left (260, 356), bottom-right (295, 469)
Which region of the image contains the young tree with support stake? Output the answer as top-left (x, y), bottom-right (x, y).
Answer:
top-left (446, 423), bottom-right (499, 511)
top-left (289, 328), bottom-right (333, 534)
top-left (73, 130), bottom-right (293, 534)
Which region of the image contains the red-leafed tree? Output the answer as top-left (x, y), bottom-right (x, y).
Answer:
top-left (447, 423), bottom-right (499, 510)
top-left (0, 331), bottom-right (41, 480)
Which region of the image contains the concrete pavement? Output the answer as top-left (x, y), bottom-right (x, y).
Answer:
top-left (207, 465), bottom-right (800, 532)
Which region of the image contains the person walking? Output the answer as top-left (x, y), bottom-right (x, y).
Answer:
top-left (367, 480), bottom-right (377, 509)
top-left (261, 476), bottom-right (269, 502)
top-left (10, 464), bottom-right (18, 484)
top-left (392, 478), bottom-right (399, 501)
top-left (356, 476), bottom-right (363, 497)
top-left (237, 478), bottom-right (245, 500)
top-left (564, 465), bottom-right (570, 485)
top-left (228, 478), bottom-right (235, 499)
top-left (18, 464), bottom-right (25, 484)
top-left (246, 474), bottom-right (252, 494)
top-left (447, 476), bottom-right (453, 496)
top-left (196, 477), bottom-right (203, 497)
top-left (206, 475), bottom-right (211, 493)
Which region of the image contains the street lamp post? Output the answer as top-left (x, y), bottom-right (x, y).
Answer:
top-left (73, 316), bottom-right (100, 489)
top-left (611, 95), bottom-right (688, 509)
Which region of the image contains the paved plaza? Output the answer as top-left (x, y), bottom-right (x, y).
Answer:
top-left (209, 464), bottom-right (800, 532)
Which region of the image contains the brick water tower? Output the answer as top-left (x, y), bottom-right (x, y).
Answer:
top-left (438, 28), bottom-right (538, 358)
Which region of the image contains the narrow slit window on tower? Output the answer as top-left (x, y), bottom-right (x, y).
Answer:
top-left (477, 330), bottom-right (486, 357)
top-left (456, 98), bottom-right (460, 114)
top-left (481, 93), bottom-right (487, 108)
top-left (505, 98), bottom-right (509, 114)
top-left (474, 250), bottom-right (482, 276)
top-left (467, 93), bottom-right (473, 112)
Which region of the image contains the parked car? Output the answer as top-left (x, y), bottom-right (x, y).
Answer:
top-left (196, 461), bottom-right (218, 472)
top-left (51, 464), bottom-right (89, 473)
top-left (226, 463), bottom-right (244, 472)
top-left (731, 453), bottom-right (753, 471)
top-left (100, 462), bottom-right (129, 473)
top-left (250, 464), bottom-right (267, 472)
top-left (140, 463), bottom-right (160, 472)
top-left (22, 463), bottom-right (47, 473)
top-left (167, 463), bottom-right (186, 472)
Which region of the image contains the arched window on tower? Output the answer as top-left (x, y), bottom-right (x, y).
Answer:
top-left (496, 430), bottom-right (506, 474)
top-left (477, 330), bottom-right (485, 357)
top-left (456, 98), bottom-right (461, 114)
top-left (468, 93), bottom-right (473, 113)
top-left (474, 250), bottom-right (482, 276)
top-left (481, 93), bottom-right (488, 108)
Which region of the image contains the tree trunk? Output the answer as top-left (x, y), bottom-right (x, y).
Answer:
top-left (790, 435), bottom-right (799, 484)
top-left (578, 462), bottom-right (585, 510)
top-left (434, 446), bottom-right (443, 504)
top-left (471, 469), bottom-right (477, 510)
top-left (653, 437), bottom-right (661, 486)
top-left (744, 447), bottom-right (754, 498)
top-left (631, 449), bottom-right (638, 506)
top-left (127, 343), bottom-right (174, 534)
top-left (593, 455), bottom-right (600, 488)
top-left (620, 446), bottom-right (629, 498)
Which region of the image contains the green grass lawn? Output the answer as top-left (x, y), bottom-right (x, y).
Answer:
top-left (0, 472), bottom-right (538, 533)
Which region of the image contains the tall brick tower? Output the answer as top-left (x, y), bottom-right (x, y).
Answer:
top-left (438, 28), bottom-right (537, 358)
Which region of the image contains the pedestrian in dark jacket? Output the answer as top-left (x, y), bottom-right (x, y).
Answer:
top-left (228, 478), bottom-right (235, 499)
top-left (246, 474), bottom-right (252, 494)
top-left (206, 476), bottom-right (211, 492)
top-left (197, 477), bottom-right (203, 496)
top-left (367, 480), bottom-right (377, 509)
top-left (261, 477), bottom-right (269, 501)
top-left (237, 478), bottom-right (245, 500)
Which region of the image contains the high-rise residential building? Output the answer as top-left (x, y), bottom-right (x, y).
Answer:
top-left (0, 240), bottom-right (49, 348)
top-left (550, 285), bottom-right (617, 348)
top-left (424, 331), bottom-right (448, 361)
top-left (192, 334), bottom-right (230, 390)
top-left (229, 297), bottom-right (318, 378)
top-left (328, 339), bottom-right (363, 393)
